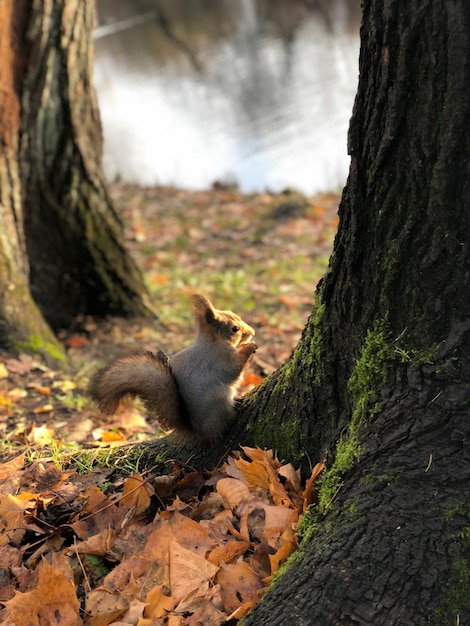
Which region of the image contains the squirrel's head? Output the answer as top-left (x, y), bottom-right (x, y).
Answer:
top-left (191, 294), bottom-right (255, 346)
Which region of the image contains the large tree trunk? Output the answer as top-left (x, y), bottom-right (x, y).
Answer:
top-left (0, 0), bottom-right (151, 358)
top-left (240, 1), bottom-right (470, 623)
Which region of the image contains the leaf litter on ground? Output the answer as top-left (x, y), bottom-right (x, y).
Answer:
top-left (0, 446), bottom-right (324, 625)
top-left (0, 183), bottom-right (338, 623)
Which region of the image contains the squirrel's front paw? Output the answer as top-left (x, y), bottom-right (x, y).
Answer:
top-left (239, 341), bottom-right (258, 356)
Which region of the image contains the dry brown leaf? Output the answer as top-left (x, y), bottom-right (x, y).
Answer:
top-left (302, 461), bottom-right (325, 508)
top-left (5, 354), bottom-right (36, 375)
top-left (31, 384), bottom-right (51, 396)
top-left (0, 546), bottom-right (23, 602)
top-left (143, 584), bottom-right (176, 619)
top-left (28, 424), bottom-right (54, 444)
top-left (268, 538), bottom-right (297, 575)
top-left (66, 335), bottom-right (89, 349)
top-left (72, 486), bottom-right (126, 540)
top-left (24, 461), bottom-right (63, 490)
top-left (7, 387), bottom-right (28, 401)
top-left (0, 492), bottom-right (38, 546)
top-left (241, 446), bottom-right (280, 468)
top-left (101, 556), bottom-right (154, 594)
top-left (262, 504), bottom-right (298, 546)
top-left (145, 512), bottom-right (215, 561)
top-left (222, 455), bottom-right (244, 481)
top-left (4, 556), bottom-right (80, 626)
top-left (32, 405), bottom-right (54, 415)
top-left (169, 542), bottom-right (219, 604)
top-left (84, 588), bottom-right (128, 625)
top-left (0, 453), bottom-right (25, 480)
top-left (119, 598), bottom-right (147, 624)
top-left (216, 560), bottom-right (263, 614)
top-left (226, 599), bottom-right (259, 621)
top-left (216, 477), bottom-right (252, 511)
top-left (120, 474), bottom-right (151, 516)
top-left (248, 541), bottom-right (275, 579)
top-left (278, 462), bottom-right (301, 492)
top-left (71, 527), bottom-right (117, 557)
top-left (207, 539), bottom-right (251, 566)
top-left (185, 600), bottom-right (226, 626)
top-left (235, 448), bottom-right (292, 507)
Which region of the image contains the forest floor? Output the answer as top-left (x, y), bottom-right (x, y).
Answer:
top-left (0, 184), bottom-right (338, 625)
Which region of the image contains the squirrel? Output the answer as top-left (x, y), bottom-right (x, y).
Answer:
top-left (90, 294), bottom-right (258, 441)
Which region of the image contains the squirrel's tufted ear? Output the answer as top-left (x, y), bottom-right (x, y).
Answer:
top-left (191, 294), bottom-right (216, 322)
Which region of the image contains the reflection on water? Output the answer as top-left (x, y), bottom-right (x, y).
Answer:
top-left (94, 0), bottom-right (360, 194)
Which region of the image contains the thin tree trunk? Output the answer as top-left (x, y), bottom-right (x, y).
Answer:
top-left (0, 0), bottom-right (64, 361)
top-left (21, 0), bottom-right (152, 329)
top-left (0, 0), bottom-right (152, 359)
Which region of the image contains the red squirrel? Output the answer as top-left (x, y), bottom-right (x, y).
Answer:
top-left (90, 294), bottom-right (258, 440)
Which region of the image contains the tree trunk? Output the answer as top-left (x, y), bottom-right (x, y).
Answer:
top-left (0, 0), bottom-right (64, 361)
top-left (240, 1), bottom-right (470, 623)
top-left (0, 0), bottom-right (152, 359)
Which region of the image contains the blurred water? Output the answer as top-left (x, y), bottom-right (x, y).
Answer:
top-left (94, 0), bottom-right (360, 194)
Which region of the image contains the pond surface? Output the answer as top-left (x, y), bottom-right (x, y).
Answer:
top-left (94, 0), bottom-right (360, 194)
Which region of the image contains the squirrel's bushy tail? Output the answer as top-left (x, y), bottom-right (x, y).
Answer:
top-left (90, 351), bottom-right (190, 432)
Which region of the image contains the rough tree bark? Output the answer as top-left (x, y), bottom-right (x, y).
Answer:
top-left (240, 1), bottom-right (470, 623)
top-left (0, 0), bottom-right (151, 360)
top-left (0, 0), bottom-right (63, 360)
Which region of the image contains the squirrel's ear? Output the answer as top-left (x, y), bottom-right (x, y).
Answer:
top-left (191, 294), bottom-right (216, 321)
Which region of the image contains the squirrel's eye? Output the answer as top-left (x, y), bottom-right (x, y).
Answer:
top-left (231, 325), bottom-right (239, 333)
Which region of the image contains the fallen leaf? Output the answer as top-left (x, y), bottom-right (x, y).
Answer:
top-left (145, 513), bottom-right (215, 561)
top-left (29, 424), bottom-right (55, 444)
top-left (71, 527), bottom-right (116, 557)
top-left (240, 371), bottom-right (264, 387)
top-left (216, 477), bottom-right (253, 512)
top-left (4, 556), bottom-right (80, 626)
top-left (143, 584), bottom-right (176, 619)
top-left (278, 462), bottom-right (301, 492)
top-left (262, 504), bottom-right (298, 546)
top-left (101, 430), bottom-right (127, 442)
top-left (169, 542), bottom-right (219, 604)
top-left (66, 335), bottom-right (89, 348)
top-left (185, 600), bottom-right (226, 625)
top-left (5, 354), bottom-right (37, 375)
top-left (84, 588), bottom-right (128, 625)
top-left (207, 539), bottom-right (251, 566)
top-left (31, 384), bottom-right (51, 396)
top-left (0, 453), bottom-right (25, 480)
top-left (235, 449), bottom-right (292, 507)
top-left (7, 387), bottom-right (28, 401)
top-left (268, 537), bottom-right (297, 575)
top-left (120, 474), bottom-right (151, 516)
top-left (216, 560), bottom-right (263, 614)
top-left (51, 379), bottom-right (77, 391)
top-left (0, 492), bottom-right (38, 545)
top-left (302, 461), bottom-right (325, 508)
top-left (32, 404), bottom-right (54, 415)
